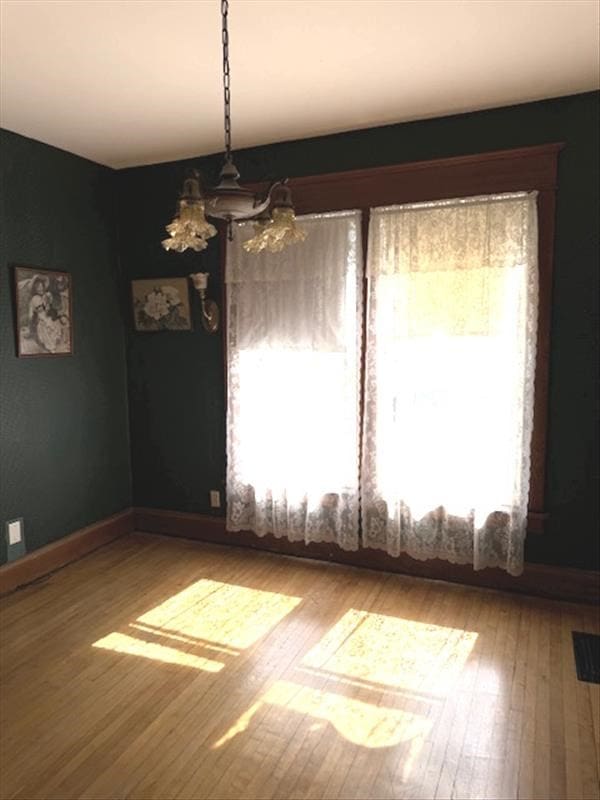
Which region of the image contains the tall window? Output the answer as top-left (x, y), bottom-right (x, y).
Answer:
top-left (226, 211), bottom-right (362, 551)
top-left (362, 193), bottom-right (538, 576)
top-left (224, 145), bottom-right (558, 577)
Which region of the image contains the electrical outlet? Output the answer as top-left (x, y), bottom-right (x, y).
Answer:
top-left (5, 518), bottom-right (26, 562)
top-left (210, 490), bottom-right (221, 508)
top-left (8, 520), bottom-right (22, 545)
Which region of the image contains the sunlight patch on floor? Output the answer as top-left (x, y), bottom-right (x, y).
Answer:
top-left (302, 609), bottom-right (478, 694)
top-left (129, 622), bottom-right (240, 655)
top-left (92, 631), bottom-right (224, 672)
top-left (211, 614), bottom-right (477, 757)
top-left (92, 579), bottom-right (302, 672)
top-left (212, 679), bottom-right (431, 750)
top-left (92, 592), bottom-right (479, 772)
top-left (135, 579), bottom-right (302, 649)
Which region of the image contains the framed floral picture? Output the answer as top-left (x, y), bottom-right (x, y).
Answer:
top-left (131, 277), bottom-right (192, 332)
top-left (14, 266), bottom-right (73, 357)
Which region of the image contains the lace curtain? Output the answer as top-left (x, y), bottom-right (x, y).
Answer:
top-left (362, 193), bottom-right (538, 576)
top-left (226, 211), bottom-right (362, 550)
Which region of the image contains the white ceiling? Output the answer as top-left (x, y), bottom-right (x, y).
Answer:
top-left (1, 0), bottom-right (598, 169)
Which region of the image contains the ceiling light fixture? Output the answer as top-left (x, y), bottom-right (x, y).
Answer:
top-left (162, 0), bottom-right (306, 255)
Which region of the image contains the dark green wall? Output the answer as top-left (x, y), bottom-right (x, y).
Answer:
top-left (0, 130), bottom-right (132, 564)
top-left (2, 92), bottom-right (597, 572)
top-left (117, 162), bottom-right (226, 514)
top-left (119, 91), bottom-right (599, 570)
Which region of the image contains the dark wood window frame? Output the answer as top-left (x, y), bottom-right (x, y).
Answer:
top-left (222, 143), bottom-right (562, 535)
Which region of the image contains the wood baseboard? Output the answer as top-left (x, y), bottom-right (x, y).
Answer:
top-left (0, 508), bottom-right (134, 595)
top-left (134, 507), bottom-right (599, 605)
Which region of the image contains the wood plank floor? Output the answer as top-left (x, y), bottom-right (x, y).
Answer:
top-left (0, 532), bottom-right (598, 800)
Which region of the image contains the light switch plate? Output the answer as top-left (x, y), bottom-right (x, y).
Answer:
top-left (5, 518), bottom-right (26, 562)
top-left (210, 490), bottom-right (221, 508)
top-left (8, 520), bottom-right (22, 545)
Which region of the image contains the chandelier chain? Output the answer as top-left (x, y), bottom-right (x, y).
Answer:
top-left (221, 0), bottom-right (232, 160)
top-left (162, 0), bottom-right (301, 256)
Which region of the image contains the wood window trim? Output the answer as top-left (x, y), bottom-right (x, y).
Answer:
top-left (221, 143), bottom-right (562, 535)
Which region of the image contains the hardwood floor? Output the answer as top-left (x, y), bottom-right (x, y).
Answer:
top-left (0, 533), bottom-right (598, 800)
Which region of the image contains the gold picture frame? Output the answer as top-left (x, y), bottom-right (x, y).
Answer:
top-left (131, 277), bottom-right (192, 332)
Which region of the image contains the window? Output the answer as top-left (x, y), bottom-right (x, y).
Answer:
top-left (223, 145), bottom-right (560, 575)
top-left (226, 211), bottom-right (362, 552)
top-left (362, 193), bottom-right (538, 575)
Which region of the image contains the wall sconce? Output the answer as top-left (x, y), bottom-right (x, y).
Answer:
top-left (189, 273), bottom-right (219, 333)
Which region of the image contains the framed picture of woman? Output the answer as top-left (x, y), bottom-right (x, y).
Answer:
top-left (13, 266), bottom-right (73, 357)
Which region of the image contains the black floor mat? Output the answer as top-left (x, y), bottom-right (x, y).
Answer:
top-left (572, 631), bottom-right (600, 683)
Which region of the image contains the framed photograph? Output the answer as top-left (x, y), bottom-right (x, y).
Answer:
top-left (131, 277), bottom-right (192, 332)
top-left (14, 266), bottom-right (73, 357)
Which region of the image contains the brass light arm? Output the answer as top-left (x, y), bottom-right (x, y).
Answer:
top-left (189, 273), bottom-right (220, 334)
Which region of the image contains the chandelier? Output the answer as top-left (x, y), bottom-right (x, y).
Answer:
top-left (162, 0), bottom-right (306, 255)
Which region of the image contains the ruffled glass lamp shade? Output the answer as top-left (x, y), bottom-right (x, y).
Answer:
top-left (162, 175), bottom-right (217, 253)
top-left (243, 184), bottom-right (306, 254)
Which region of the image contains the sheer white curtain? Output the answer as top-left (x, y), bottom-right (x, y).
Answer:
top-left (362, 193), bottom-right (538, 575)
top-left (226, 211), bottom-right (362, 550)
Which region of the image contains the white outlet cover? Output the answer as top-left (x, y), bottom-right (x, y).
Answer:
top-left (8, 520), bottom-right (22, 545)
top-left (210, 491), bottom-right (221, 508)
